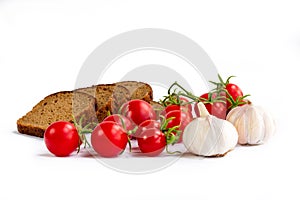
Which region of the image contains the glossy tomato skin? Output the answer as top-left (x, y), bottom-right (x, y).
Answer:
top-left (165, 110), bottom-right (181, 129)
top-left (194, 102), bottom-right (227, 119)
top-left (162, 104), bottom-right (181, 115)
top-left (226, 83), bottom-right (243, 101)
top-left (165, 110), bottom-right (192, 142)
top-left (91, 121), bottom-right (128, 157)
top-left (137, 128), bottom-right (166, 156)
top-left (225, 83), bottom-right (244, 108)
top-left (195, 93), bottom-right (227, 119)
top-left (44, 121), bottom-right (80, 157)
top-left (120, 99), bottom-right (156, 126)
top-left (161, 104), bottom-right (192, 117)
top-left (179, 97), bottom-right (192, 112)
top-left (163, 97), bottom-right (192, 114)
top-left (103, 114), bottom-right (134, 131)
top-left (135, 120), bottom-right (161, 139)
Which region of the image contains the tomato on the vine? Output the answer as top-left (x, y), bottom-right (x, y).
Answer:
top-left (226, 83), bottom-right (243, 101)
top-left (225, 83), bottom-right (246, 109)
top-left (163, 96), bottom-right (192, 112)
top-left (163, 104), bottom-right (181, 114)
top-left (165, 110), bottom-right (192, 142)
top-left (120, 99), bottom-right (156, 126)
top-left (179, 97), bottom-right (192, 112)
top-left (137, 128), bottom-right (166, 156)
top-left (103, 114), bottom-right (134, 131)
top-left (195, 93), bottom-right (227, 119)
top-left (212, 75), bottom-right (249, 109)
top-left (91, 121), bottom-right (128, 157)
top-left (44, 121), bottom-right (80, 157)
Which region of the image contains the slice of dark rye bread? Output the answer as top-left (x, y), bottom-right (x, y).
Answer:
top-left (116, 81), bottom-right (153, 102)
top-left (17, 91), bottom-right (98, 138)
top-left (17, 81), bottom-right (154, 137)
top-left (75, 84), bottom-right (130, 122)
top-left (75, 81), bottom-right (154, 122)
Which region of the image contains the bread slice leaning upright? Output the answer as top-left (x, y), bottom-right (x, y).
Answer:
top-left (76, 81), bottom-right (154, 122)
top-left (17, 91), bottom-right (97, 138)
top-left (75, 84), bottom-right (130, 122)
top-left (17, 81), bottom-right (154, 138)
top-left (117, 81), bottom-right (153, 102)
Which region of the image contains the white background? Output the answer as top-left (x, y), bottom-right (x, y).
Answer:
top-left (1, 0), bottom-right (300, 200)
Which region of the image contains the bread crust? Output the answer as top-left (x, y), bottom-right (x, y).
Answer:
top-left (116, 81), bottom-right (153, 102)
top-left (17, 91), bottom-right (97, 138)
top-left (76, 81), bottom-right (153, 122)
top-left (17, 81), bottom-right (154, 138)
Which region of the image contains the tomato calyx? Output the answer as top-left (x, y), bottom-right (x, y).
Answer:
top-left (223, 89), bottom-right (251, 109)
top-left (160, 93), bottom-right (194, 108)
top-left (164, 81), bottom-right (226, 106)
top-left (165, 82), bottom-right (199, 102)
top-left (160, 115), bottom-right (182, 154)
top-left (209, 74), bottom-right (236, 89)
top-left (160, 82), bottom-right (197, 107)
top-left (72, 115), bottom-right (96, 153)
top-left (160, 115), bottom-right (180, 144)
top-left (210, 74), bottom-right (251, 110)
top-left (199, 92), bottom-right (226, 105)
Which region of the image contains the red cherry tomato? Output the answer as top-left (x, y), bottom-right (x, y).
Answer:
top-left (194, 102), bottom-right (227, 119)
top-left (103, 114), bottom-right (134, 131)
top-left (165, 110), bottom-right (192, 142)
top-left (225, 83), bottom-right (244, 108)
top-left (162, 104), bottom-right (191, 116)
top-left (137, 128), bottom-right (166, 156)
top-left (120, 99), bottom-right (156, 126)
top-left (226, 83), bottom-right (243, 101)
top-left (163, 104), bottom-right (181, 114)
top-left (195, 93), bottom-right (227, 119)
top-left (91, 121), bottom-right (128, 157)
top-left (135, 120), bottom-right (161, 139)
top-left (179, 97), bottom-right (192, 112)
top-left (166, 110), bottom-right (181, 129)
top-left (44, 121), bottom-right (80, 157)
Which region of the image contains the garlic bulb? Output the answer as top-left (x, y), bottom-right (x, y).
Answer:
top-left (183, 102), bottom-right (238, 157)
top-left (226, 105), bottom-right (275, 145)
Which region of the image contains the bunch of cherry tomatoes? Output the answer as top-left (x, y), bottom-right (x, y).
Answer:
top-left (44, 75), bottom-right (249, 157)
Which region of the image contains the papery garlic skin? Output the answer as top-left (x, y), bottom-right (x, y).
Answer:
top-left (226, 105), bottom-right (275, 145)
top-left (183, 103), bottom-right (238, 157)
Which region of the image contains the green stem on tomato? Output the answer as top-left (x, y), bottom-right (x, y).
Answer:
top-left (72, 115), bottom-right (94, 153)
top-left (165, 144), bottom-right (181, 155)
top-left (127, 137), bottom-right (132, 152)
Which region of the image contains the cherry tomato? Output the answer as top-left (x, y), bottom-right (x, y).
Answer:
top-left (195, 102), bottom-right (227, 119)
top-left (135, 120), bottom-right (161, 139)
top-left (165, 110), bottom-right (181, 129)
top-left (179, 97), bottom-right (192, 112)
top-left (195, 93), bottom-right (227, 119)
top-left (91, 121), bottom-right (128, 157)
top-left (165, 110), bottom-right (192, 142)
top-left (120, 99), bottom-right (156, 126)
top-left (225, 83), bottom-right (244, 108)
top-left (137, 128), bottom-right (166, 156)
top-left (103, 114), bottom-right (134, 131)
top-left (226, 83), bottom-right (243, 101)
top-left (44, 121), bottom-right (80, 157)
top-left (163, 104), bottom-right (181, 114)
top-left (164, 97), bottom-right (192, 112)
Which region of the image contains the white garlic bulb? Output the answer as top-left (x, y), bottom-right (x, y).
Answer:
top-left (226, 105), bottom-right (275, 145)
top-left (183, 102), bottom-right (238, 157)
